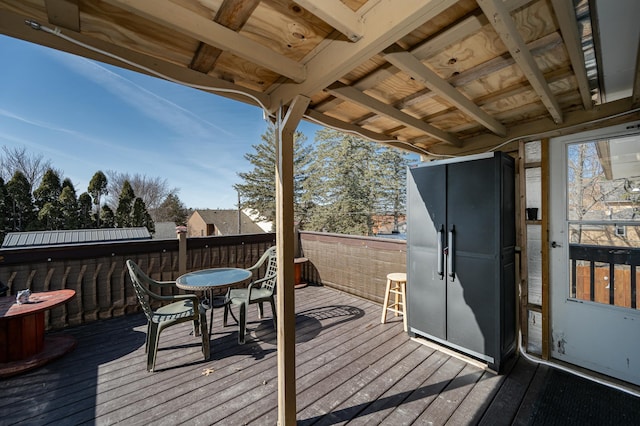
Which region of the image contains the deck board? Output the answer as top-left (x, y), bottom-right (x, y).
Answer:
top-left (445, 368), bottom-right (508, 425)
top-left (2, 285), bottom-right (637, 425)
top-left (479, 357), bottom-right (539, 425)
top-left (418, 363), bottom-right (485, 424)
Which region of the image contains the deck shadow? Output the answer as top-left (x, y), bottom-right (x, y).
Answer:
top-left (221, 304), bottom-right (365, 347)
top-left (0, 314), bottom-right (148, 424)
top-left (297, 372), bottom-right (483, 425)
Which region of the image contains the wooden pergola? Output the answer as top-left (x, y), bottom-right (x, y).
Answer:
top-left (1, 1), bottom-right (639, 424)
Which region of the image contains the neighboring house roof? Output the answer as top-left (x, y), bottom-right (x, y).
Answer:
top-left (242, 209), bottom-right (273, 232)
top-left (152, 222), bottom-right (178, 239)
top-left (191, 209), bottom-right (265, 235)
top-left (1, 227), bottom-right (151, 248)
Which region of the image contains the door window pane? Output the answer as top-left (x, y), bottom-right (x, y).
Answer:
top-left (566, 135), bottom-right (640, 310)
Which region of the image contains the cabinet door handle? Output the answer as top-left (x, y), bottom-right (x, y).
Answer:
top-left (437, 226), bottom-right (444, 278)
top-left (448, 226), bottom-right (455, 281)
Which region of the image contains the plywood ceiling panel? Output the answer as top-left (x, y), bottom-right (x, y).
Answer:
top-left (0, 0), bottom-right (637, 156)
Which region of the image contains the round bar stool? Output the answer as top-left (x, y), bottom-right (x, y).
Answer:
top-left (381, 272), bottom-right (407, 332)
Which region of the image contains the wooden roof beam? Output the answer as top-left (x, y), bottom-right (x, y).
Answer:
top-left (304, 109), bottom-right (420, 154)
top-left (430, 97), bottom-right (640, 156)
top-left (315, 10), bottom-right (489, 113)
top-left (306, 109), bottom-right (397, 144)
top-left (104, 0), bottom-right (306, 83)
top-left (45, 0), bottom-right (79, 32)
top-left (326, 83), bottom-right (462, 147)
top-left (189, 0), bottom-right (260, 74)
top-left (361, 10), bottom-right (487, 87)
top-left (269, 0), bottom-right (460, 109)
top-left (358, 2), bottom-right (533, 88)
top-left (315, 3), bottom-right (532, 114)
top-left (292, 0), bottom-right (364, 42)
top-left (383, 45), bottom-right (507, 136)
top-left (550, 0), bottom-right (592, 109)
top-left (344, 35), bottom-right (566, 132)
top-left (386, 32), bottom-right (562, 113)
top-left (478, 0), bottom-right (564, 124)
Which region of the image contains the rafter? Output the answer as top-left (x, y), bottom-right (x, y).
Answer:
top-left (447, 32), bottom-right (562, 87)
top-left (431, 97), bottom-right (640, 156)
top-left (352, 0), bottom-right (531, 91)
top-left (321, 32), bottom-right (564, 134)
top-left (104, 0), bottom-right (306, 83)
top-left (293, 0), bottom-right (363, 42)
top-left (326, 83), bottom-right (462, 147)
top-left (45, 0), bottom-right (79, 32)
top-left (315, 9), bottom-right (489, 113)
top-left (190, 0), bottom-right (260, 74)
top-left (269, 0), bottom-right (460, 109)
top-left (388, 32), bottom-right (564, 114)
top-left (313, 2), bottom-right (531, 115)
top-left (306, 109), bottom-right (393, 143)
top-left (383, 45), bottom-right (507, 136)
top-left (550, 0), bottom-right (592, 109)
top-left (477, 0), bottom-right (564, 124)
top-left (304, 109), bottom-right (424, 155)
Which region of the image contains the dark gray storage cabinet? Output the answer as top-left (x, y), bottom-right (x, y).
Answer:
top-left (406, 151), bottom-right (516, 372)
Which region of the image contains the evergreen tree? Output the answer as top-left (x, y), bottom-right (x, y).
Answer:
top-left (6, 171), bottom-right (36, 231)
top-left (33, 168), bottom-right (63, 230)
top-left (88, 171), bottom-right (108, 228)
top-left (78, 192), bottom-right (94, 229)
top-left (0, 177), bottom-right (11, 240)
top-left (115, 180), bottom-right (135, 228)
top-left (100, 205), bottom-right (116, 228)
top-left (38, 202), bottom-right (62, 230)
top-left (131, 197), bottom-right (146, 226)
top-left (303, 129), bottom-right (378, 235)
top-left (61, 178), bottom-right (75, 192)
top-left (59, 185), bottom-right (79, 229)
top-left (156, 193), bottom-right (188, 224)
top-left (33, 169), bottom-right (62, 210)
top-left (373, 147), bottom-right (410, 232)
top-left (132, 197), bottom-right (155, 233)
top-left (234, 124), bottom-right (312, 228)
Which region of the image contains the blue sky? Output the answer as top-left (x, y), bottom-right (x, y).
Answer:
top-left (0, 35), bottom-right (323, 209)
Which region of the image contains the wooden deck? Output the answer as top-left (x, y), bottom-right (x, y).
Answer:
top-left (2, 285), bottom-right (638, 425)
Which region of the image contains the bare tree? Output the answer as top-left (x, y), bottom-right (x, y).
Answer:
top-left (567, 141), bottom-right (630, 245)
top-left (0, 146), bottom-right (58, 191)
top-left (105, 171), bottom-right (178, 221)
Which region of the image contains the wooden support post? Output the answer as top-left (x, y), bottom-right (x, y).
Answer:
top-left (541, 138), bottom-right (550, 359)
top-left (517, 142), bottom-right (529, 350)
top-left (177, 225), bottom-right (187, 276)
top-left (275, 95), bottom-right (310, 426)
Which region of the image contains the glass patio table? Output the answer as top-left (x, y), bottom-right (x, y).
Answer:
top-left (176, 268), bottom-right (252, 336)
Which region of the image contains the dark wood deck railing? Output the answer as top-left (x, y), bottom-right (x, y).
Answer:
top-left (0, 231), bottom-right (407, 331)
top-left (299, 231), bottom-right (406, 304)
top-left (0, 233), bottom-right (275, 329)
top-left (570, 244), bottom-right (639, 309)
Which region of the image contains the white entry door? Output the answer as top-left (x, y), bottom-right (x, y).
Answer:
top-left (550, 121), bottom-right (640, 386)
